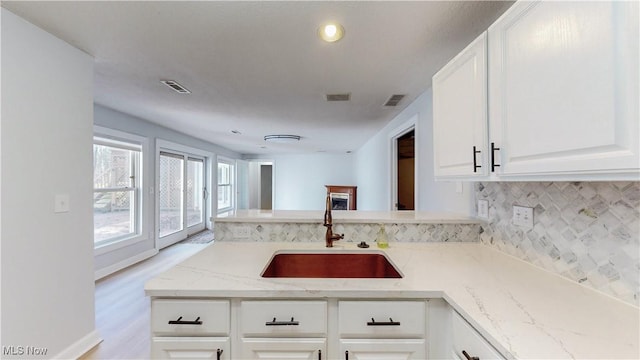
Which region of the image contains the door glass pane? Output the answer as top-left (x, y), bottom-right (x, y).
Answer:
top-left (93, 190), bottom-right (135, 243)
top-left (159, 154), bottom-right (184, 237)
top-left (186, 158), bottom-right (204, 227)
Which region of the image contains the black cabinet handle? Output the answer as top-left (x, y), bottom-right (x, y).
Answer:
top-left (462, 350), bottom-right (479, 360)
top-left (345, 350), bottom-right (349, 360)
top-left (473, 146), bottom-right (482, 173)
top-left (491, 142), bottom-right (500, 172)
top-left (216, 349), bottom-right (223, 360)
top-left (168, 316), bottom-right (202, 325)
top-left (367, 317), bottom-right (401, 326)
top-left (318, 349), bottom-right (321, 360)
top-left (265, 317), bottom-right (299, 326)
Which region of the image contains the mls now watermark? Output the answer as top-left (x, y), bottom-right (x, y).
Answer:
top-left (3, 346), bottom-right (48, 356)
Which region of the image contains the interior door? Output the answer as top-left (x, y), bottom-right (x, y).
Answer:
top-left (158, 151), bottom-right (206, 249)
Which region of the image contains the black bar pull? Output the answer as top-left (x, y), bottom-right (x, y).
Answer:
top-left (367, 317), bottom-right (401, 326)
top-left (318, 349), bottom-right (321, 360)
top-left (168, 316), bottom-right (202, 325)
top-left (265, 317), bottom-right (300, 326)
top-left (462, 350), bottom-right (479, 360)
top-left (345, 350), bottom-right (349, 360)
top-left (491, 142), bottom-right (500, 172)
top-left (216, 349), bottom-right (223, 360)
top-left (473, 146), bottom-right (482, 173)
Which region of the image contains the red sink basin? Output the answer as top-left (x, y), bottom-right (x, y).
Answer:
top-left (261, 251), bottom-right (402, 278)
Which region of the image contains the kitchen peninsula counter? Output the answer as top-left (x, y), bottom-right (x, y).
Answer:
top-left (145, 242), bottom-right (639, 359)
top-left (214, 209), bottom-right (481, 224)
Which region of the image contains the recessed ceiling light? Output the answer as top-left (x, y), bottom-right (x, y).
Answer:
top-left (318, 22), bottom-right (345, 43)
top-left (264, 135), bottom-right (301, 143)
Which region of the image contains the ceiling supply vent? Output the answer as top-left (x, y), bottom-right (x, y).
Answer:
top-left (326, 93), bottom-right (351, 102)
top-left (384, 94), bottom-right (405, 107)
top-left (161, 80), bottom-right (191, 94)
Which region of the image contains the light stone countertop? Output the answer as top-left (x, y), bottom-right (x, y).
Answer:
top-left (144, 242), bottom-right (639, 359)
top-left (214, 209), bottom-right (481, 224)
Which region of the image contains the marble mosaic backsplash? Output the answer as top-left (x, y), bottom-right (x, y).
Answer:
top-left (215, 222), bottom-right (480, 244)
top-left (476, 182), bottom-right (640, 306)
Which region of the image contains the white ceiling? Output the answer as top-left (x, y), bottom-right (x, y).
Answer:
top-left (3, 1), bottom-right (513, 156)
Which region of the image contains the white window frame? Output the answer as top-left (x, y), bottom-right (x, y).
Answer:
top-left (217, 156), bottom-right (236, 213)
top-left (93, 126), bottom-right (149, 255)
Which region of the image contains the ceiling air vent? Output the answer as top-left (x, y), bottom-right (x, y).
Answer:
top-left (326, 93), bottom-right (351, 102)
top-left (161, 80), bottom-right (191, 94)
top-left (384, 94), bottom-right (405, 107)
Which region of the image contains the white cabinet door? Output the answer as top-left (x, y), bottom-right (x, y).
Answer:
top-left (451, 311), bottom-right (504, 359)
top-left (151, 337), bottom-right (230, 360)
top-left (488, 0), bottom-right (639, 178)
top-left (339, 339), bottom-right (426, 360)
top-left (433, 32), bottom-right (488, 178)
top-left (240, 338), bottom-right (326, 360)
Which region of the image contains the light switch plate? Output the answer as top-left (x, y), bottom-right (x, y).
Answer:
top-left (477, 199), bottom-right (489, 219)
top-left (512, 205), bottom-right (534, 228)
top-left (54, 194), bottom-right (70, 213)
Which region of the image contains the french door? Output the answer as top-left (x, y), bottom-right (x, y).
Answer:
top-left (158, 151), bottom-right (207, 249)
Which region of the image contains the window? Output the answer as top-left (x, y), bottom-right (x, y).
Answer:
top-left (93, 137), bottom-right (141, 247)
top-left (217, 160), bottom-right (234, 212)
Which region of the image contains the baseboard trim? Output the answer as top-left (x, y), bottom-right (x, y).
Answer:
top-left (52, 330), bottom-right (102, 360)
top-left (94, 248), bottom-right (158, 281)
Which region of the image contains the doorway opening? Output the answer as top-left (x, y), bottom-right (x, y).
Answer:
top-left (389, 115), bottom-right (418, 211)
top-left (260, 164), bottom-right (273, 210)
top-left (397, 130), bottom-right (415, 210)
top-left (239, 160), bottom-right (274, 210)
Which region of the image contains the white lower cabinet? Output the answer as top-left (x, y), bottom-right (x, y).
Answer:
top-left (240, 338), bottom-right (326, 359)
top-left (338, 301), bottom-right (427, 359)
top-left (151, 337), bottom-right (230, 360)
top-left (239, 300), bottom-right (327, 359)
top-left (150, 300), bottom-right (231, 359)
top-left (150, 298), bottom-right (505, 359)
top-left (340, 339), bottom-right (426, 360)
top-left (451, 310), bottom-right (503, 360)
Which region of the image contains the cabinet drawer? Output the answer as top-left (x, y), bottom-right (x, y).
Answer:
top-left (152, 299), bottom-right (230, 336)
top-left (452, 311), bottom-right (503, 359)
top-left (338, 301), bottom-right (425, 338)
top-left (240, 300), bottom-right (327, 337)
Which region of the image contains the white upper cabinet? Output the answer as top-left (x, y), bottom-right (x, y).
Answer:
top-left (433, 32), bottom-right (488, 178)
top-left (488, 0), bottom-right (639, 179)
top-left (433, 0), bottom-right (639, 181)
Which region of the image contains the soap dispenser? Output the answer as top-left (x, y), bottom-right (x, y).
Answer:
top-left (376, 223), bottom-right (389, 248)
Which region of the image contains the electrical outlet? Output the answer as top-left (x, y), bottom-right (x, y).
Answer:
top-left (232, 226), bottom-right (251, 239)
top-left (477, 199), bottom-right (489, 219)
top-left (512, 205), bottom-right (534, 228)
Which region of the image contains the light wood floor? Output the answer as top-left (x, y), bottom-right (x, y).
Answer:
top-left (80, 242), bottom-right (209, 360)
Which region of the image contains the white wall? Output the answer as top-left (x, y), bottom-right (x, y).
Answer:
top-left (356, 89), bottom-right (474, 213)
top-left (1, 9), bottom-right (99, 358)
top-left (93, 104), bottom-right (240, 276)
top-left (248, 153), bottom-right (356, 210)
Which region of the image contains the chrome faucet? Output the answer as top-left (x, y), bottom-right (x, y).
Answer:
top-left (324, 194), bottom-right (344, 247)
